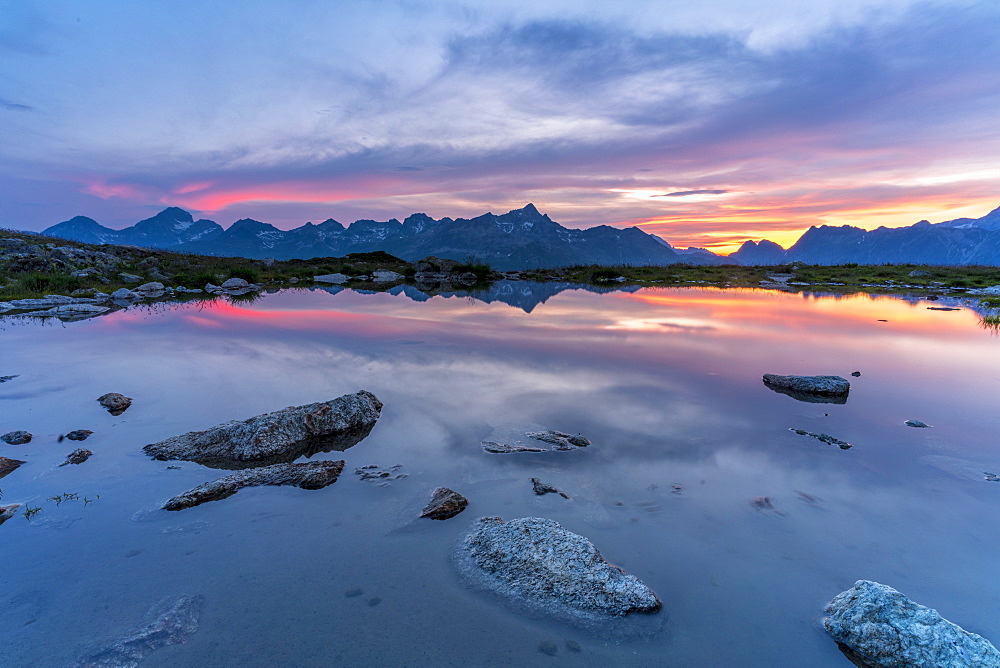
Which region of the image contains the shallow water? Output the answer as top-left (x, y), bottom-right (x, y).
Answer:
top-left (1, 284), bottom-right (999, 666)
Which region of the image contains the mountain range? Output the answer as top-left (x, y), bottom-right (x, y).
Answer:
top-left (38, 203), bottom-right (1000, 268)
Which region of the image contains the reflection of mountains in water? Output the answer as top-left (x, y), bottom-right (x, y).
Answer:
top-left (317, 280), bottom-right (642, 313)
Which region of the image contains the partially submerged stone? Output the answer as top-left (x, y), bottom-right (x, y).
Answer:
top-left (456, 517), bottom-right (661, 628)
top-left (2, 430), bottom-right (32, 445)
top-left (763, 374), bottom-right (850, 404)
top-left (60, 448), bottom-right (93, 466)
top-left (790, 428), bottom-right (852, 450)
top-left (420, 487), bottom-right (468, 520)
top-left (144, 390), bottom-right (382, 468)
top-left (66, 429), bottom-right (94, 441)
top-left (823, 580), bottom-right (1000, 667)
top-left (0, 374), bottom-right (18, 383)
top-left (0, 456), bottom-right (26, 479)
top-left (0, 503), bottom-right (22, 525)
top-left (314, 273), bottom-right (349, 284)
top-left (481, 425), bottom-right (590, 454)
top-left (98, 392), bottom-right (132, 415)
top-left (162, 460), bottom-right (345, 510)
top-left (531, 478), bottom-right (571, 499)
top-left (904, 419), bottom-right (931, 428)
top-left (73, 595), bottom-right (203, 667)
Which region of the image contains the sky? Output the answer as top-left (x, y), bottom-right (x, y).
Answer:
top-left (1, 0), bottom-right (998, 253)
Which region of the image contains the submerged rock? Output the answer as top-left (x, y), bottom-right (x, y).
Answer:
top-left (904, 419), bottom-right (931, 428)
top-left (60, 448), bottom-right (93, 466)
top-left (73, 594), bottom-right (203, 667)
top-left (354, 463), bottom-right (407, 483)
top-left (162, 460), bottom-right (345, 510)
top-left (823, 580), bottom-right (1000, 667)
top-left (531, 478), bottom-right (571, 499)
top-left (763, 374), bottom-right (850, 404)
top-left (456, 516), bottom-right (661, 627)
top-left (98, 392), bottom-right (132, 415)
top-left (0, 455), bottom-right (26, 478)
top-left (66, 429), bottom-right (94, 441)
top-left (144, 390), bottom-right (382, 468)
top-left (420, 487), bottom-right (469, 520)
top-left (481, 425), bottom-right (590, 454)
top-left (0, 374), bottom-right (18, 383)
top-left (790, 428), bottom-right (853, 450)
top-left (2, 430), bottom-right (32, 445)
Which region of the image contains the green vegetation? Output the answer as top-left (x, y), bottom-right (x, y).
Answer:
top-left (23, 506), bottom-right (41, 521)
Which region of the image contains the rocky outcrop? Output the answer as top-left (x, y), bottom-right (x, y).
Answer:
top-left (73, 595), bottom-right (203, 667)
top-left (98, 392), bottom-right (133, 415)
top-left (0, 456), bottom-right (26, 478)
top-left (2, 430), bottom-right (32, 445)
top-left (144, 390), bottom-right (382, 468)
top-left (481, 425), bottom-right (590, 454)
top-left (420, 487), bottom-right (469, 520)
top-left (456, 516), bottom-right (661, 627)
top-left (823, 580), bottom-right (1000, 667)
top-left (162, 460), bottom-right (345, 510)
top-left (763, 374), bottom-right (850, 404)
top-left (531, 478), bottom-right (571, 499)
top-left (60, 448), bottom-right (93, 466)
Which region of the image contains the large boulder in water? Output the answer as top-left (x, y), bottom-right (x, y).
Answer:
top-left (823, 580), bottom-right (1000, 667)
top-left (143, 390), bottom-right (382, 468)
top-left (162, 460), bottom-right (345, 510)
top-left (455, 516), bottom-right (661, 629)
top-left (763, 374), bottom-right (850, 404)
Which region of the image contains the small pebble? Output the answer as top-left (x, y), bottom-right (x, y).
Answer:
top-left (538, 641), bottom-right (558, 656)
top-left (345, 588), bottom-right (363, 598)
top-left (851, 371), bottom-right (862, 377)
top-left (904, 419), bottom-right (930, 428)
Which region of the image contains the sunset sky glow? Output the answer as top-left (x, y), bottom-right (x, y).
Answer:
top-left (1, 1), bottom-right (997, 253)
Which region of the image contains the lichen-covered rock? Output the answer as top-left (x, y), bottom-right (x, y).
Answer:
top-left (763, 374), bottom-right (850, 403)
top-left (0, 456), bottom-right (26, 478)
top-left (823, 580), bottom-right (1000, 667)
top-left (143, 390), bottom-right (382, 468)
top-left (98, 392), bottom-right (132, 415)
top-left (420, 487), bottom-right (468, 520)
top-left (60, 448), bottom-right (93, 466)
top-left (162, 460), bottom-right (345, 510)
top-left (456, 517), bottom-right (661, 627)
top-left (73, 595), bottom-right (202, 667)
top-left (2, 430), bottom-right (32, 445)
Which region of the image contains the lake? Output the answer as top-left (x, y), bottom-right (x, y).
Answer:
top-left (1, 282), bottom-right (998, 666)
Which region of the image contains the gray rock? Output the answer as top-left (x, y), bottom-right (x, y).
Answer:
top-left (66, 429), bottom-right (94, 441)
top-left (109, 288), bottom-right (139, 300)
top-left (98, 392), bottom-right (133, 415)
top-left (118, 272), bottom-right (143, 283)
top-left (456, 516), bottom-right (661, 627)
top-left (71, 267), bottom-right (101, 278)
top-left (204, 282), bottom-right (221, 292)
top-left (482, 425), bottom-right (590, 454)
top-left (2, 430), bottom-right (32, 445)
top-left (0, 374), bottom-right (19, 383)
top-left (904, 419), bottom-right (931, 428)
top-left (314, 273), bottom-right (349, 284)
top-left (823, 580), bottom-right (1000, 667)
top-left (73, 595), bottom-right (202, 667)
top-left (60, 448), bottom-right (93, 466)
top-left (790, 428), bottom-right (853, 450)
top-left (531, 478), bottom-right (571, 499)
top-left (420, 487), bottom-right (469, 520)
top-left (763, 374), bottom-right (850, 403)
top-left (0, 503), bottom-right (22, 525)
top-left (162, 460), bottom-right (345, 510)
top-left (908, 270), bottom-right (931, 277)
top-left (371, 270), bottom-right (404, 283)
top-left (0, 238), bottom-right (29, 249)
top-left (0, 455), bottom-right (26, 478)
top-left (143, 390), bottom-right (382, 468)
top-left (220, 277), bottom-right (250, 290)
top-left (133, 281), bottom-right (165, 293)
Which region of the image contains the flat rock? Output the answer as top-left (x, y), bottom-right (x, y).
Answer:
top-left (763, 374), bottom-right (850, 404)
top-left (0, 455), bottom-right (26, 478)
top-left (420, 487), bottom-right (468, 520)
top-left (482, 424), bottom-right (590, 454)
top-left (144, 390), bottom-right (382, 468)
top-left (314, 273), bottom-right (349, 284)
top-left (73, 595), bottom-right (202, 667)
top-left (66, 429), bottom-right (94, 441)
top-left (904, 419), bottom-right (931, 428)
top-left (790, 428), bottom-right (852, 450)
top-left (98, 392), bottom-right (132, 415)
top-left (823, 580), bottom-right (1000, 667)
top-left (133, 281), bottom-right (165, 293)
top-left (220, 277), bottom-right (250, 290)
top-left (2, 430), bottom-right (32, 445)
top-left (60, 448), bottom-right (93, 466)
top-left (162, 460), bottom-right (345, 510)
top-left (455, 516), bottom-right (661, 628)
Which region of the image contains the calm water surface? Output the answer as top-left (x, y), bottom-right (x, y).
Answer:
top-left (1, 284), bottom-right (998, 666)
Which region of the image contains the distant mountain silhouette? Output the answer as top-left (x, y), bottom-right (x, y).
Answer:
top-left (43, 204), bottom-right (685, 270)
